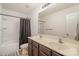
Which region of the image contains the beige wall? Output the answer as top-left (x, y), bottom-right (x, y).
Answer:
top-left (28, 4), bottom-right (43, 36)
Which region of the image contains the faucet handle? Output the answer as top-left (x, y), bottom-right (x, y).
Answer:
top-left (66, 33), bottom-right (69, 36)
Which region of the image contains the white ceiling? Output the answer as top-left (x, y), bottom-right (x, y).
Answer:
top-left (1, 3), bottom-right (43, 14)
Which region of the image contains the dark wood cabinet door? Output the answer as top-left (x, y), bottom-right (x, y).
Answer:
top-left (52, 50), bottom-right (64, 56)
top-left (32, 46), bottom-right (38, 56)
top-left (39, 44), bottom-right (51, 56)
top-left (32, 41), bottom-right (38, 47)
top-left (28, 39), bottom-right (33, 56)
top-left (28, 39), bottom-right (39, 56)
top-left (28, 43), bottom-right (33, 56)
top-left (39, 50), bottom-right (47, 56)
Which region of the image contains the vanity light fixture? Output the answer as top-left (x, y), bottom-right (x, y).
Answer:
top-left (42, 3), bottom-right (51, 8)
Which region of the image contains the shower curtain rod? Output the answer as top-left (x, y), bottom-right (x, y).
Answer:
top-left (0, 14), bottom-right (31, 20)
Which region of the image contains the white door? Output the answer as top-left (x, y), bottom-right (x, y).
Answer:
top-left (2, 15), bottom-right (20, 44)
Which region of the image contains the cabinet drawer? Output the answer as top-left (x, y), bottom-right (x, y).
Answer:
top-left (52, 50), bottom-right (63, 56)
top-left (32, 45), bottom-right (38, 56)
top-left (28, 39), bottom-right (32, 44)
top-left (32, 41), bottom-right (38, 47)
top-left (39, 50), bottom-right (47, 56)
top-left (39, 44), bottom-right (51, 56)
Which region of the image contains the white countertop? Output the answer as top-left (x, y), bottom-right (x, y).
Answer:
top-left (28, 35), bottom-right (79, 56)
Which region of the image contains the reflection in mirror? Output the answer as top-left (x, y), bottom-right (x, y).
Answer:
top-left (38, 3), bottom-right (79, 40)
top-left (75, 22), bottom-right (79, 41)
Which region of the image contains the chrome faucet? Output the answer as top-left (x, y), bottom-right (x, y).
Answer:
top-left (58, 38), bottom-right (63, 43)
top-left (39, 34), bottom-right (42, 38)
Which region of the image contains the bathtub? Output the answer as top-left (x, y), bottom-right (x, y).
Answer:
top-left (0, 41), bottom-right (19, 56)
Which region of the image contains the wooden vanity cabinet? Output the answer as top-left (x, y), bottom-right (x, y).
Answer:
top-left (52, 50), bottom-right (64, 56)
top-left (32, 41), bottom-right (39, 56)
top-left (39, 44), bottom-right (52, 56)
top-left (28, 39), bottom-right (39, 56)
top-left (28, 39), bottom-right (33, 56)
top-left (39, 50), bottom-right (47, 56)
top-left (28, 39), bottom-right (64, 56)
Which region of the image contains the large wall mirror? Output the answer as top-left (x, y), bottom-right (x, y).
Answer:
top-left (38, 3), bottom-right (79, 39)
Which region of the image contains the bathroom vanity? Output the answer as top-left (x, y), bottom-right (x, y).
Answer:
top-left (28, 38), bottom-right (63, 56)
top-left (28, 35), bottom-right (79, 56)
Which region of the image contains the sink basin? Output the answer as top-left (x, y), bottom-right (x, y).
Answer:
top-left (49, 40), bottom-right (79, 49)
top-left (48, 41), bottom-right (79, 56)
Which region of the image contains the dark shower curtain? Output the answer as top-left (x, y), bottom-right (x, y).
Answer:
top-left (19, 18), bottom-right (31, 46)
